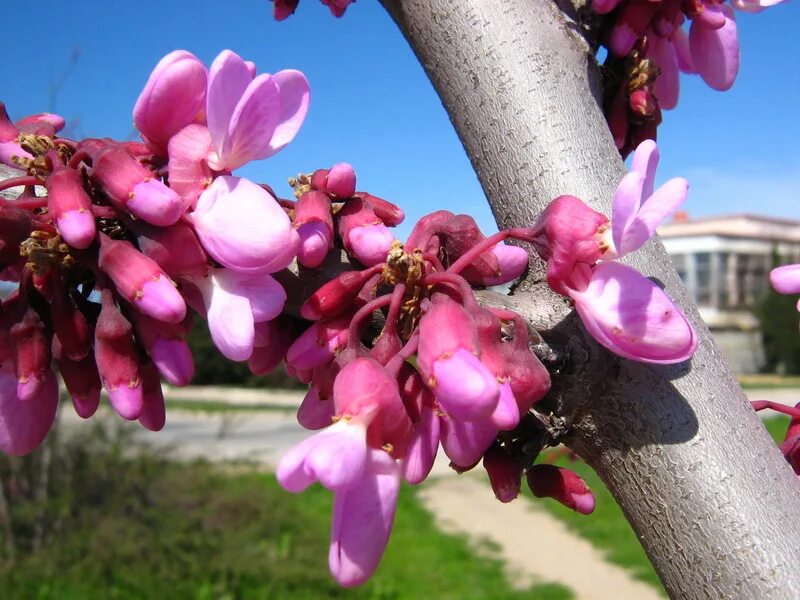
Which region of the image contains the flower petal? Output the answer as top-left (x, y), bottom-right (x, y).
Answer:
top-left (329, 449), bottom-right (400, 587)
top-left (611, 171), bottom-right (646, 255)
top-left (618, 177), bottom-right (689, 256)
top-left (206, 50), bottom-right (253, 162)
top-left (572, 262), bottom-right (697, 364)
top-left (689, 6), bottom-right (740, 91)
top-left (222, 74), bottom-right (282, 170)
top-left (269, 69), bottom-right (311, 156)
top-left (770, 264), bottom-right (800, 295)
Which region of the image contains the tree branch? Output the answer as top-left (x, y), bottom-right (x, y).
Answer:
top-left (381, 0), bottom-right (800, 596)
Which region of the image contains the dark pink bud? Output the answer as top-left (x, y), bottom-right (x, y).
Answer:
top-left (98, 233), bottom-right (186, 323)
top-left (286, 315), bottom-right (351, 371)
top-left (526, 464), bottom-right (595, 514)
top-left (95, 291), bottom-right (143, 420)
top-left (44, 166), bottom-right (96, 249)
top-left (10, 306), bottom-right (50, 401)
top-left (356, 192), bottom-right (405, 227)
top-left (52, 337), bottom-right (101, 419)
top-left (530, 195), bottom-right (608, 295)
top-left (15, 113), bottom-right (65, 136)
top-left (0, 203), bottom-right (32, 269)
top-left (132, 312), bottom-right (194, 387)
top-left (295, 191), bottom-right (334, 268)
top-left (297, 385), bottom-right (336, 430)
top-left (248, 319), bottom-right (292, 376)
top-left (300, 267), bottom-right (381, 321)
top-left (273, 0), bottom-right (300, 20)
top-left (607, 84), bottom-right (630, 150)
top-left (0, 366), bottom-right (59, 456)
top-left (88, 141), bottom-right (183, 226)
top-left (338, 198), bottom-right (395, 266)
top-left (321, 0), bottom-right (354, 17)
top-left (609, 0), bottom-right (661, 56)
top-left (138, 364), bottom-right (166, 432)
top-left (629, 86), bottom-right (657, 117)
top-left (483, 445), bottom-right (523, 503)
top-left (47, 285), bottom-right (91, 361)
top-left (134, 220), bottom-right (209, 279)
top-left (325, 163), bottom-right (356, 198)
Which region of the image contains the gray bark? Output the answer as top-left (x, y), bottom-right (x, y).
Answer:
top-left (381, 0), bottom-right (800, 597)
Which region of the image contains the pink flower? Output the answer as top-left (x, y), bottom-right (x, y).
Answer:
top-left (206, 50), bottom-right (310, 171)
top-left (187, 176), bottom-right (299, 273)
top-left (689, 5), bottom-right (739, 91)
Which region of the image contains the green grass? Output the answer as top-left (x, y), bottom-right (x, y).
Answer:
top-left (763, 415), bottom-right (791, 442)
top-left (0, 436), bottom-right (572, 600)
top-left (738, 374), bottom-right (800, 389)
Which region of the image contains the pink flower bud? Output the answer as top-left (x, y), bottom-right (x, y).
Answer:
top-left (134, 219), bottom-right (209, 280)
top-left (300, 267), bottom-right (381, 321)
top-left (324, 163), bottom-right (356, 198)
top-left (138, 364), bottom-right (166, 432)
top-left (480, 243), bottom-right (529, 286)
top-left (770, 264), bottom-right (800, 295)
top-left (526, 464), bottom-right (595, 514)
top-left (132, 312), bottom-right (195, 387)
top-left (53, 338), bottom-right (100, 419)
top-left (287, 316), bottom-right (350, 371)
top-left (98, 234), bottom-right (186, 324)
top-left (167, 123), bottom-right (213, 210)
top-left (297, 385), bottom-right (336, 430)
top-left (629, 87), bottom-right (657, 117)
top-left (248, 319), bottom-right (292, 376)
top-left (295, 191), bottom-right (334, 268)
top-left (273, 0), bottom-right (300, 20)
top-left (88, 141), bottom-right (184, 226)
top-left (356, 192), bottom-right (405, 227)
top-left (45, 166), bottom-right (95, 249)
top-left (338, 198), bottom-right (396, 266)
top-left (47, 284), bottom-right (91, 361)
top-left (321, 0), bottom-right (354, 18)
top-left (10, 306), bottom-right (50, 402)
top-left (440, 415), bottom-right (498, 470)
top-left (133, 50), bottom-right (208, 155)
top-left (95, 291), bottom-right (143, 420)
top-left (0, 365), bottom-right (58, 455)
top-left (0, 203), bottom-right (32, 269)
top-left (418, 300), bottom-right (499, 421)
top-left (15, 113), bottom-right (65, 136)
top-left (530, 195), bottom-right (608, 295)
top-left (483, 445), bottom-right (523, 503)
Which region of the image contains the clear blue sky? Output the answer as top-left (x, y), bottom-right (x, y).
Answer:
top-left (2, 1), bottom-right (798, 236)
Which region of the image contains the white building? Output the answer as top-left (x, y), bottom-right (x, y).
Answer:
top-left (659, 214), bottom-right (800, 373)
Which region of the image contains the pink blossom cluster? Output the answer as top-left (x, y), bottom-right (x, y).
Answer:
top-left (0, 48), bottom-right (309, 454)
top-left (271, 0), bottom-right (354, 20)
top-left (594, 0), bottom-right (786, 156)
top-left (530, 140), bottom-right (697, 363)
top-left (277, 208), bottom-right (598, 586)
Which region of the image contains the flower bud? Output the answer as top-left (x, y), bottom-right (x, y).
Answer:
top-left (526, 464), bottom-right (595, 514)
top-left (53, 336), bottom-right (101, 419)
top-left (10, 306), bottom-right (50, 401)
top-left (483, 445), bottom-right (523, 503)
top-left (45, 166), bottom-right (96, 249)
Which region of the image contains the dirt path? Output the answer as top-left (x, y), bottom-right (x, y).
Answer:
top-left (419, 475), bottom-right (663, 600)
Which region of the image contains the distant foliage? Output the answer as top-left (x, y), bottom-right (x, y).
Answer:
top-left (187, 317), bottom-right (303, 388)
top-left (757, 285), bottom-right (800, 375)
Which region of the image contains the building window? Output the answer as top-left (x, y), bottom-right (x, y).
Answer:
top-left (696, 252), bottom-right (711, 305)
top-left (671, 254), bottom-right (686, 284)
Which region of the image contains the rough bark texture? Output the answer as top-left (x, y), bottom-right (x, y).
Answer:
top-left (381, 0), bottom-right (800, 597)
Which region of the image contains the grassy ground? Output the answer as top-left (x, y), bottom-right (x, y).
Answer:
top-left (738, 374), bottom-right (800, 389)
top-left (0, 434), bottom-right (572, 600)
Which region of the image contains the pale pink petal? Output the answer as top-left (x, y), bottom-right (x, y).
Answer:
top-left (572, 262), bottom-right (697, 364)
top-left (220, 74), bottom-right (282, 170)
top-left (770, 264), bottom-right (800, 295)
top-left (440, 416), bottom-right (498, 469)
top-left (167, 124), bottom-right (213, 210)
top-left (276, 420), bottom-right (368, 493)
top-left (215, 270), bottom-right (286, 322)
top-left (329, 449), bottom-right (400, 587)
top-left (189, 176), bottom-right (296, 273)
top-left (347, 224), bottom-right (395, 266)
top-left (617, 177), bottom-right (689, 256)
top-left (202, 273), bottom-right (255, 361)
top-left (689, 6), bottom-right (740, 91)
top-left (401, 405), bottom-right (440, 485)
top-left (673, 28), bottom-right (696, 74)
top-left (611, 171), bottom-right (646, 255)
top-left (268, 70), bottom-right (311, 156)
top-left (206, 50), bottom-right (253, 161)
top-left (630, 138), bottom-right (659, 198)
top-left (650, 37), bottom-right (680, 110)
top-left (489, 382), bottom-right (521, 431)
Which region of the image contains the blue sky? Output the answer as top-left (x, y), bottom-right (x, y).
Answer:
top-left (2, 1), bottom-right (798, 236)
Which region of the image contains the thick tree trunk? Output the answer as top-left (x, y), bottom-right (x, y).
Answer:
top-left (381, 0), bottom-right (800, 597)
